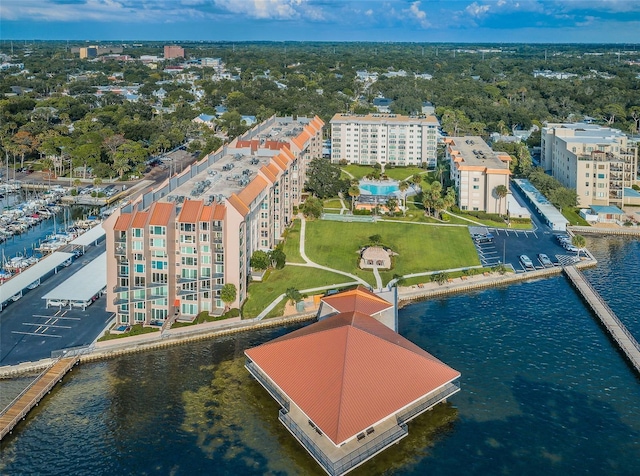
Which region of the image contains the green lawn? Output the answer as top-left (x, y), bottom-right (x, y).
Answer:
top-left (323, 198), bottom-right (343, 208)
top-left (242, 266), bottom-right (354, 318)
top-left (282, 220), bottom-right (304, 263)
top-left (443, 211), bottom-right (533, 230)
top-left (98, 324), bottom-right (159, 341)
top-left (304, 220), bottom-right (480, 285)
top-left (562, 207), bottom-right (590, 226)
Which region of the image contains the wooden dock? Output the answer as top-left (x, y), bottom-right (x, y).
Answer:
top-left (564, 266), bottom-right (640, 374)
top-left (0, 356), bottom-right (79, 440)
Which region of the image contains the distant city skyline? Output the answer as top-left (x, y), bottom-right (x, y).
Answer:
top-left (1, 0), bottom-right (639, 44)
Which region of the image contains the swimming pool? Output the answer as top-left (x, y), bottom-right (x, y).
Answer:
top-left (359, 182), bottom-right (400, 196)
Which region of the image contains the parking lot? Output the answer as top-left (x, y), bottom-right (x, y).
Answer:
top-left (470, 185), bottom-right (585, 273)
top-left (0, 243), bottom-right (114, 366)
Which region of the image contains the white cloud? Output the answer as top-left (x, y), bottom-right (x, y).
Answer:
top-left (466, 2), bottom-right (491, 18)
top-left (402, 1), bottom-right (430, 28)
top-left (0, 0), bottom-right (210, 22)
top-left (212, 0), bottom-right (323, 20)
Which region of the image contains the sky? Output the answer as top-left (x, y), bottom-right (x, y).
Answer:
top-left (1, 0), bottom-right (639, 44)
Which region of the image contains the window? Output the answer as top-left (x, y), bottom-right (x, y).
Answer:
top-left (180, 246), bottom-right (196, 255)
top-left (133, 228), bottom-right (143, 238)
top-left (180, 223), bottom-right (194, 232)
top-left (134, 312), bottom-right (145, 322)
top-left (151, 260), bottom-right (167, 270)
top-left (201, 244), bottom-right (210, 253)
top-left (473, 185), bottom-right (479, 190)
top-left (135, 264), bottom-right (145, 273)
top-left (200, 222), bottom-right (209, 231)
top-left (181, 257), bottom-right (197, 266)
top-left (150, 226), bottom-right (165, 235)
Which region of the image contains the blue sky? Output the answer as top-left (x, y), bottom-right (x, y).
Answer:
top-left (1, 0), bottom-right (639, 43)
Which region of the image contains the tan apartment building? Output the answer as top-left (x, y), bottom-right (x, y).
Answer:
top-left (445, 137), bottom-right (511, 214)
top-left (164, 45), bottom-right (185, 59)
top-left (103, 116), bottom-right (324, 325)
top-left (330, 113), bottom-right (439, 168)
top-left (541, 123), bottom-right (638, 207)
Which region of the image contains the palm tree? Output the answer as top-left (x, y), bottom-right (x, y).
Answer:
top-left (572, 234), bottom-right (586, 258)
top-left (398, 180), bottom-right (409, 215)
top-left (434, 163), bottom-right (446, 186)
top-left (494, 184), bottom-right (508, 215)
top-left (411, 173), bottom-right (422, 188)
top-left (348, 185), bottom-right (360, 213)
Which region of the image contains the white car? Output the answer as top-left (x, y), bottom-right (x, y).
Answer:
top-left (519, 255), bottom-right (535, 270)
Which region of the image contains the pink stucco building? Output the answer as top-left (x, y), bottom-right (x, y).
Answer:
top-left (103, 115), bottom-right (324, 325)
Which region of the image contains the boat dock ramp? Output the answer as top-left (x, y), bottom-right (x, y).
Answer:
top-left (0, 356), bottom-right (79, 440)
top-left (564, 265), bottom-right (640, 374)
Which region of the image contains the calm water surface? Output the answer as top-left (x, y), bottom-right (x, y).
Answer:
top-left (1, 236), bottom-right (639, 475)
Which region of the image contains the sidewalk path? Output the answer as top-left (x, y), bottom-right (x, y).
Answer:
top-left (298, 218), bottom-right (370, 287)
top-left (372, 266), bottom-right (383, 290)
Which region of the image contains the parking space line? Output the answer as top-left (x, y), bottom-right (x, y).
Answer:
top-left (11, 331), bottom-right (62, 338)
top-left (22, 322), bottom-right (72, 329)
top-left (32, 315), bottom-right (81, 320)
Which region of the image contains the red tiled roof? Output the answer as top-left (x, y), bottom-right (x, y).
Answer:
top-left (245, 311), bottom-right (460, 445)
top-left (178, 199), bottom-right (203, 223)
top-left (280, 146), bottom-right (295, 161)
top-left (113, 213), bottom-right (133, 231)
top-left (212, 203), bottom-right (225, 220)
top-left (321, 285), bottom-right (393, 315)
top-left (226, 194), bottom-right (250, 217)
top-left (272, 154), bottom-right (287, 171)
top-left (131, 211), bottom-right (149, 228)
top-left (260, 165), bottom-right (277, 183)
top-left (237, 176), bottom-right (268, 207)
top-left (149, 202), bottom-right (174, 226)
top-left (200, 204), bottom-right (214, 222)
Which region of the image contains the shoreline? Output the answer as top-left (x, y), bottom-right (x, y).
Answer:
top-left (0, 259), bottom-right (597, 378)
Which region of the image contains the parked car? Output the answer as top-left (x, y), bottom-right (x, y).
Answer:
top-left (538, 253), bottom-right (553, 267)
top-left (520, 254), bottom-right (535, 270)
top-left (563, 242), bottom-right (579, 252)
top-left (473, 233), bottom-right (494, 243)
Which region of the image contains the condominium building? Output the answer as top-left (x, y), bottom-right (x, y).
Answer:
top-left (445, 137), bottom-right (511, 214)
top-left (541, 123), bottom-right (638, 207)
top-left (164, 45), bottom-right (185, 59)
top-left (330, 113), bottom-right (439, 168)
top-left (103, 116), bottom-right (324, 325)
top-left (79, 46), bottom-right (98, 59)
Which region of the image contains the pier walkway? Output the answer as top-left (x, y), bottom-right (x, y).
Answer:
top-left (564, 265), bottom-right (640, 374)
top-left (0, 356), bottom-right (79, 440)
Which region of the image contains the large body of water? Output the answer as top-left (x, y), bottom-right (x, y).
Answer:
top-left (1, 236), bottom-right (639, 475)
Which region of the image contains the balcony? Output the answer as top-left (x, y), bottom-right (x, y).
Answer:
top-left (115, 246), bottom-right (126, 256)
top-left (278, 408), bottom-right (407, 476)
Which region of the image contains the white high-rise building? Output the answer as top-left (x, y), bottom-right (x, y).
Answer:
top-left (330, 113), bottom-right (439, 168)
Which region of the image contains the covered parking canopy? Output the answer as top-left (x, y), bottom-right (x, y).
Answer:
top-left (0, 252), bottom-right (74, 309)
top-left (42, 252), bottom-right (107, 310)
top-left (69, 224), bottom-right (106, 250)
